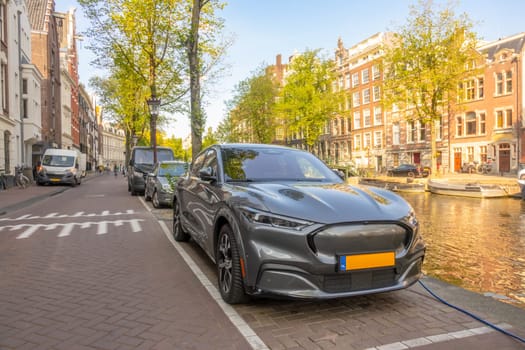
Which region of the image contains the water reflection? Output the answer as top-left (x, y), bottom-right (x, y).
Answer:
top-left (400, 192), bottom-right (525, 309)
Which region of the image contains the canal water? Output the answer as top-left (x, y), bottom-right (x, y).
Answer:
top-left (399, 192), bottom-right (525, 309)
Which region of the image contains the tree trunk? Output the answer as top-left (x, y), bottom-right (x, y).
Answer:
top-left (188, 0), bottom-right (204, 161)
top-left (430, 119), bottom-right (437, 177)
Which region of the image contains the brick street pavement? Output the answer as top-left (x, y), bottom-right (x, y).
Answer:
top-left (1, 173), bottom-right (525, 349)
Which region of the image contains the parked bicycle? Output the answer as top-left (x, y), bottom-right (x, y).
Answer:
top-left (476, 161), bottom-right (492, 175)
top-left (15, 165), bottom-right (30, 189)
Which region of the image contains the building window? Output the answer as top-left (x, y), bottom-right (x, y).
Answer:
top-left (374, 107), bottom-right (382, 125)
top-left (374, 131), bottom-right (382, 148)
top-left (354, 134), bottom-right (362, 150)
top-left (417, 121), bottom-right (425, 142)
top-left (0, 4), bottom-right (5, 43)
top-left (362, 88), bottom-right (370, 104)
top-left (362, 68), bottom-right (369, 84)
top-left (456, 116), bottom-right (463, 136)
top-left (347, 118), bottom-right (351, 133)
top-left (478, 77), bottom-right (484, 98)
top-left (372, 64), bottom-right (380, 80)
top-left (407, 121), bottom-right (415, 143)
top-left (0, 63), bottom-right (6, 111)
top-left (506, 71), bottom-right (512, 93)
top-left (352, 73), bottom-right (359, 87)
top-left (22, 99), bottom-right (28, 118)
top-left (495, 109), bottom-right (512, 129)
top-left (345, 74), bottom-right (351, 89)
top-left (435, 117), bottom-right (442, 140)
top-left (353, 111), bottom-right (361, 129)
top-left (22, 79), bottom-right (28, 94)
top-left (466, 80), bottom-right (475, 100)
top-left (465, 112), bottom-right (476, 135)
top-left (363, 109), bottom-right (371, 127)
top-left (479, 112), bottom-right (486, 134)
top-left (352, 91), bottom-right (360, 107)
top-left (393, 123), bottom-right (400, 145)
top-left (373, 86), bottom-right (380, 101)
top-left (364, 133), bottom-right (371, 149)
top-left (496, 72), bottom-right (503, 95)
top-left (480, 146), bottom-right (487, 162)
top-left (506, 109), bottom-right (513, 127)
top-left (467, 146), bottom-right (474, 162)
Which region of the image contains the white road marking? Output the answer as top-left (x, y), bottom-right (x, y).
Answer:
top-left (0, 219), bottom-right (145, 239)
top-left (364, 323), bottom-right (512, 350)
top-left (138, 196), bottom-right (269, 350)
top-left (0, 210), bottom-right (137, 222)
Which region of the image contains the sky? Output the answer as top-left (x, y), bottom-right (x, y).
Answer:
top-left (54, 0), bottom-right (525, 139)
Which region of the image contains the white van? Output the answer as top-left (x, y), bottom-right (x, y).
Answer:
top-left (36, 149), bottom-right (86, 187)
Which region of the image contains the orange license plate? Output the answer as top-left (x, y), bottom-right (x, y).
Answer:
top-left (339, 252), bottom-right (395, 271)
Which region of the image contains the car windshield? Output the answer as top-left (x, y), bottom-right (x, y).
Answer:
top-left (221, 147), bottom-right (343, 183)
top-left (42, 155), bottom-right (75, 167)
top-left (158, 163), bottom-right (186, 177)
top-left (135, 149), bottom-right (174, 165)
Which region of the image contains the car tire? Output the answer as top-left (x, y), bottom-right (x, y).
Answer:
top-left (172, 200), bottom-right (190, 242)
top-left (407, 171), bottom-right (415, 178)
top-left (152, 190), bottom-right (160, 208)
top-left (387, 171), bottom-right (393, 177)
top-left (216, 224), bottom-right (248, 304)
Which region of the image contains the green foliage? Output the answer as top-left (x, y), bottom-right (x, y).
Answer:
top-left (382, 0), bottom-right (479, 121)
top-left (222, 66), bottom-right (279, 143)
top-left (276, 49), bottom-right (343, 147)
top-left (202, 127), bottom-right (219, 149)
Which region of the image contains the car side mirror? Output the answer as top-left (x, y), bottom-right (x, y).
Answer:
top-left (147, 172), bottom-right (155, 177)
top-left (129, 159), bottom-right (134, 166)
top-left (199, 167), bottom-right (216, 181)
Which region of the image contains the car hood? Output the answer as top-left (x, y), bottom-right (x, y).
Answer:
top-left (230, 182), bottom-right (412, 224)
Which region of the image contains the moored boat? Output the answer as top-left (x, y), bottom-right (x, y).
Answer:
top-left (427, 180), bottom-right (508, 198)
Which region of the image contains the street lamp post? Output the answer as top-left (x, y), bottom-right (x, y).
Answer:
top-left (147, 96), bottom-right (161, 164)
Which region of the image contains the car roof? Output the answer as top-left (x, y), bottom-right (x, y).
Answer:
top-left (214, 143), bottom-right (298, 151)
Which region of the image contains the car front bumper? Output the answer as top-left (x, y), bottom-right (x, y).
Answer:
top-left (239, 220), bottom-right (426, 299)
top-left (37, 172), bottom-right (76, 185)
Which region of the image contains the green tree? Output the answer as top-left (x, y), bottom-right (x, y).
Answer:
top-left (202, 127), bottom-right (218, 149)
top-left (223, 67), bottom-right (279, 143)
top-left (79, 0), bottom-right (228, 162)
top-left (382, 0), bottom-right (479, 175)
top-left (276, 49), bottom-right (342, 149)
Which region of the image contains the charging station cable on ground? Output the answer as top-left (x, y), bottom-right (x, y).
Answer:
top-left (418, 279), bottom-right (525, 344)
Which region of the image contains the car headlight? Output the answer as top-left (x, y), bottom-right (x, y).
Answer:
top-left (403, 209), bottom-right (418, 229)
top-left (240, 207), bottom-right (313, 231)
top-left (162, 183), bottom-right (172, 191)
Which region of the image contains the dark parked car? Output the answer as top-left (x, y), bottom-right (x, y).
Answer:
top-left (172, 144), bottom-right (426, 304)
top-left (387, 164), bottom-right (429, 178)
top-left (145, 160), bottom-right (187, 208)
top-left (128, 146), bottom-right (175, 195)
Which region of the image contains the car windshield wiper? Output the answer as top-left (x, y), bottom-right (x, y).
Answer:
top-left (226, 178), bottom-right (254, 182)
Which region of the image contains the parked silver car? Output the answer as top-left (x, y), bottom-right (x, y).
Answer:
top-left (144, 160), bottom-right (187, 208)
top-left (172, 144), bottom-right (426, 304)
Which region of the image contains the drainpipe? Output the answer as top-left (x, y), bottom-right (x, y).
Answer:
top-left (513, 54), bottom-right (521, 171)
top-left (18, 10), bottom-right (24, 165)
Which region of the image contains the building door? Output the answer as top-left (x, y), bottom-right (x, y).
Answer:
top-left (499, 143), bottom-right (511, 173)
top-left (413, 152), bottom-right (421, 164)
top-left (454, 152), bottom-right (462, 172)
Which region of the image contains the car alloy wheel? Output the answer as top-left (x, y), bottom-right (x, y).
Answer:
top-left (216, 224), bottom-right (247, 304)
top-left (172, 200), bottom-right (189, 242)
top-left (152, 190), bottom-right (160, 208)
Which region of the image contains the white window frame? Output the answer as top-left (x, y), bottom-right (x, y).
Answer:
top-left (374, 107), bottom-right (382, 125)
top-left (362, 88), bottom-right (370, 104)
top-left (362, 68), bottom-right (369, 84)
top-left (353, 111), bottom-right (361, 129)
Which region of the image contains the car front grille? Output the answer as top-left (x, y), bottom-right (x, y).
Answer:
top-left (322, 269), bottom-right (396, 293)
top-left (310, 223), bottom-right (410, 256)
